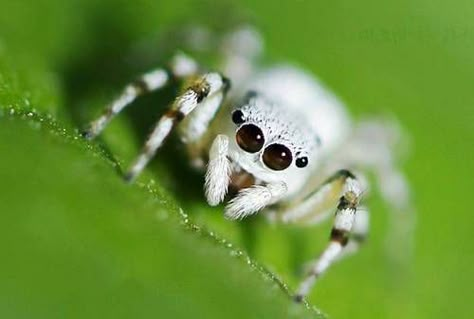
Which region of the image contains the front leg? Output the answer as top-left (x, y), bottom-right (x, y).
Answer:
top-left (224, 182), bottom-right (287, 219)
top-left (204, 134), bottom-right (288, 214)
top-left (294, 175), bottom-right (364, 302)
top-left (205, 134), bottom-right (232, 206)
top-left (125, 72), bottom-right (229, 182)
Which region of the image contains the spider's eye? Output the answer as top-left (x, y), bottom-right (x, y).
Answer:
top-left (295, 156), bottom-right (308, 168)
top-left (232, 110), bottom-right (245, 124)
top-left (262, 144), bottom-right (293, 171)
top-left (236, 124), bottom-right (264, 153)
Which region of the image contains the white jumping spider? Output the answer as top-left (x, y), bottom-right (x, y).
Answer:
top-left (83, 26), bottom-right (411, 302)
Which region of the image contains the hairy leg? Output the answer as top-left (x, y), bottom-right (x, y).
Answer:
top-left (205, 134), bottom-right (232, 205)
top-left (224, 182), bottom-right (288, 220)
top-left (83, 53), bottom-right (198, 139)
top-left (294, 173), bottom-right (365, 302)
top-left (125, 72), bottom-right (229, 181)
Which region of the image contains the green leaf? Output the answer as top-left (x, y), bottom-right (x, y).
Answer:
top-left (0, 111), bottom-right (321, 318)
top-left (1, 0), bottom-right (473, 318)
top-left (0, 2), bottom-right (325, 316)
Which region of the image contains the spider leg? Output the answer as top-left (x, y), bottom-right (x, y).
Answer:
top-left (337, 118), bottom-right (415, 265)
top-left (125, 72), bottom-right (229, 182)
top-left (346, 118), bottom-right (412, 211)
top-left (280, 169), bottom-right (356, 225)
top-left (205, 134), bottom-right (232, 206)
top-left (294, 172), bottom-right (365, 302)
top-left (224, 182), bottom-right (288, 220)
top-left (219, 26), bottom-right (263, 87)
top-left (335, 206), bottom-right (369, 261)
top-left (83, 53), bottom-right (198, 139)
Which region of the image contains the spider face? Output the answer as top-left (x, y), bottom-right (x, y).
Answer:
top-left (233, 109), bottom-right (300, 171)
top-left (229, 93), bottom-right (314, 187)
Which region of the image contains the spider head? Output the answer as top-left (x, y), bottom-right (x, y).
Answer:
top-left (228, 92), bottom-right (316, 189)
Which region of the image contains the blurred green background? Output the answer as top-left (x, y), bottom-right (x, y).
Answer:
top-left (0, 0), bottom-right (473, 318)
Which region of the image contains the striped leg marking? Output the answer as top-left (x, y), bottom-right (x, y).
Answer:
top-left (281, 169), bottom-right (356, 224)
top-left (83, 69), bottom-right (170, 139)
top-left (82, 52), bottom-right (199, 140)
top-left (294, 173), bottom-right (364, 302)
top-left (335, 206), bottom-right (369, 261)
top-left (125, 72), bottom-right (228, 182)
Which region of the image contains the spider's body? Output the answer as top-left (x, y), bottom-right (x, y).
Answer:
top-left (84, 26), bottom-right (412, 302)
top-left (222, 66), bottom-right (350, 199)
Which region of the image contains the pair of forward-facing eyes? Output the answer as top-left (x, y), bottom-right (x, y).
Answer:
top-left (232, 110), bottom-right (309, 171)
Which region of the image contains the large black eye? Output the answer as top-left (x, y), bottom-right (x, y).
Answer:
top-left (236, 124), bottom-right (265, 153)
top-left (262, 144), bottom-right (293, 171)
top-left (295, 156), bottom-right (308, 168)
top-left (232, 110), bottom-right (245, 124)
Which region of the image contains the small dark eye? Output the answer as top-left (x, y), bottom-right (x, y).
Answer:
top-left (262, 144), bottom-right (293, 171)
top-left (232, 110), bottom-right (245, 124)
top-left (296, 156), bottom-right (308, 168)
top-left (236, 124), bottom-right (264, 153)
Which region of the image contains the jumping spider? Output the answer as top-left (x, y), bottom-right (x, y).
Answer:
top-left (83, 26), bottom-right (412, 302)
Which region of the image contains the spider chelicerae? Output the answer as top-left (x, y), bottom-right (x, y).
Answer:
top-left (83, 26), bottom-right (412, 302)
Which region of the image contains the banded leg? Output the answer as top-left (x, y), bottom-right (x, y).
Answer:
top-left (297, 207), bottom-right (369, 285)
top-left (294, 174), bottom-right (364, 302)
top-left (344, 119), bottom-right (411, 211)
top-left (280, 169), bottom-right (357, 225)
top-left (337, 119), bottom-right (415, 265)
top-left (83, 53), bottom-right (198, 139)
top-left (125, 72), bottom-right (229, 182)
top-left (336, 206), bottom-right (369, 261)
